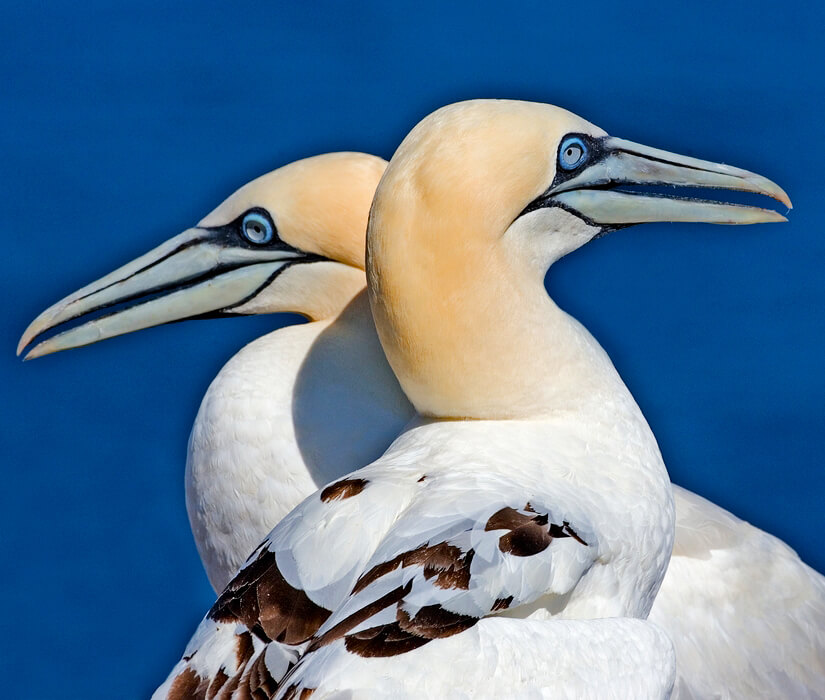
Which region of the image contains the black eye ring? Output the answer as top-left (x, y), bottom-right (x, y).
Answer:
top-left (559, 136), bottom-right (588, 171)
top-left (241, 211), bottom-right (274, 244)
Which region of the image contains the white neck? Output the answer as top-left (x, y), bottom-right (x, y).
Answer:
top-left (368, 211), bottom-right (634, 421)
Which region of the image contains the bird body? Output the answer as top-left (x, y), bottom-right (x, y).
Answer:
top-left (657, 485), bottom-right (825, 698)
top-left (278, 616), bottom-right (675, 700)
top-left (20, 108), bottom-right (825, 697)
top-left (149, 99), bottom-right (792, 696)
top-left (157, 413), bottom-right (676, 699)
top-left (187, 291), bottom-right (413, 590)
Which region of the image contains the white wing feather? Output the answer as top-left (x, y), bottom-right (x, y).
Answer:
top-left (279, 617), bottom-right (675, 700)
top-left (653, 485), bottom-right (825, 699)
top-left (154, 467), bottom-right (659, 698)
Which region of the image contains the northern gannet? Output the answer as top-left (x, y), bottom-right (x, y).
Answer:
top-left (18, 152), bottom-right (415, 592)
top-left (20, 143), bottom-right (825, 696)
top-left (139, 99), bottom-right (793, 697)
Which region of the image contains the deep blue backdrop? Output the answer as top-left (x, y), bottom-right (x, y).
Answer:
top-left (2, 2), bottom-right (823, 696)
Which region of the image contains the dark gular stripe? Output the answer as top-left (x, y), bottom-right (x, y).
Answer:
top-left (515, 195), bottom-right (629, 233)
top-left (513, 131), bottom-right (726, 227)
top-left (169, 254), bottom-right (327, 321)
top-left (209, 547), bottom-right (331, 646)
top-left (24, 257), bottom-right (303, 351)
top-left (24, 207), bottom-right (330, 351)
top-left (214, 259), bottom-right (315, 314)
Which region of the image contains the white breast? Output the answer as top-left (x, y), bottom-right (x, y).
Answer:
top-left (285, 617), bottom-right (676, 700)
top-left (185, 314), bottom-right (414, 591)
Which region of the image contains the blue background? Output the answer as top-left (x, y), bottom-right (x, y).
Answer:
top-left (2, 2), bottom-right (823, 696)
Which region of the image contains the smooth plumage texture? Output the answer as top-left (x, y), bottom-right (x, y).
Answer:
top-left (20, 132), bottom-right (823, 695)
top-left (158, 416), bottom-right (675, 698)
top-left (187, 292), bottom-right (413, 590)
top-left (281, 618), bottom-right (676, 699)
top-left (158, 101), bottom-right (690, 696)
top-left (659, 486), bottom-right (825, 698)
top-left (185, 281), bottom-right (825, 697)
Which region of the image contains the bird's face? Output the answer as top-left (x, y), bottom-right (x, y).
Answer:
top-left (503, 111), bottom-right (790, 277)
top-left (367, 100), bottom-right (791, 418)
top-left (371, 100), bottom-right (789, 289)
top-left (18, 152), bottom-right (385, 359)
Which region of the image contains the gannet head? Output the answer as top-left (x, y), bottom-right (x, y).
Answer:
top-left (18, 152), bottom-right (385, 359)
top-left (367, 99), bottom-right (790, 418)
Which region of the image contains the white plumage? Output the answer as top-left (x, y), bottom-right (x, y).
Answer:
top-left (186, 292), bottom-right (412, 590)
top-left (156, 413), bottom-right (676, 698)
top-left (20, 105), bottom-right (824, 697)
top-left (658, 485), bottom-right (825, 698)
top-left (148, 99), bottom-right (804, 696)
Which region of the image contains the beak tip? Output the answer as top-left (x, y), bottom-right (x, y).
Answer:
top-left (18, 315), bottom-right (52, 357)
top-left (16, 335), bottom-right (30, 357)
top-left (24, 343), bottom-right (48, 361)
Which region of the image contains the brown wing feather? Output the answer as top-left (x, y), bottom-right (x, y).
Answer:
top-left (209, 547), bottom-right (331, 645)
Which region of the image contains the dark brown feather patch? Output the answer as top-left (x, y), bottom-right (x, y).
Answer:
top-left (168, 668), bottom-right (208, 700)
top-left (353, 542), bottom-right (474, 594)
top-left (311, 581), bottom-right (413, 651)
top-left (205, 669), bottom-right (228, 700)
top-left (243, 651), bottom-right (278, 699)
top-left (209, 548), bottom-right (331, 646)
top-left (235, 631), bottom-right (254, 668)
top-left (485, 506), bottom-right (587, 557)
top-left (492, 595), bottom-right (513, 611)
top-left (397, 604), bottom-right (477, 639)
top-left (280, 684), bottom-right (316, 700)
top-left (283, 685), bottom-right (315, 700)
top-left (320, 478), bottom-right (368, 503)
top-left (343, 604), bottom-right (477, 658)
top-left (344, 622), bottom-right (431, 657)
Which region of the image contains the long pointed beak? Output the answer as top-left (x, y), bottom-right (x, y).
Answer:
top-left (548, 136), bottom-right (791, 226)
top-left (18, 227), bottom-right (309, 360)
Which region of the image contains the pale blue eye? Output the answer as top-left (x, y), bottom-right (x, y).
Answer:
top-left (242, 212), bottom-right (274, 244)
top-left (559, 136), bottom-right (587, 170)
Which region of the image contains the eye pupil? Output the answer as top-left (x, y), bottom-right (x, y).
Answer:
top-left (242, 212), bottom-right (274, 244)
top-left (559, 136), bottom-right (588, 171)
